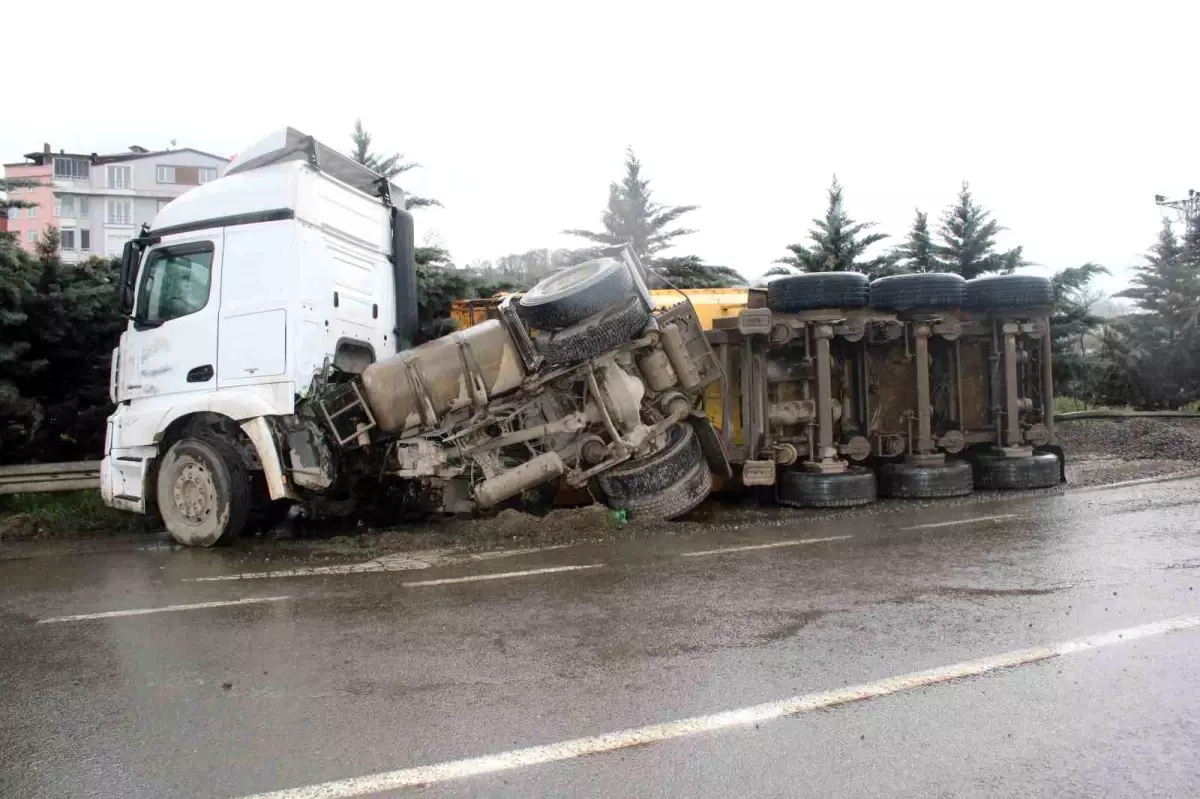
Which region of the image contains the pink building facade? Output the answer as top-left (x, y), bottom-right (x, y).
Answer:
top-left (4, 161), bottom-right (54, 252)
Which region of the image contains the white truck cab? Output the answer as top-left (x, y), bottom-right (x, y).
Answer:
top-left (101, 128), bottom-right (418, 540)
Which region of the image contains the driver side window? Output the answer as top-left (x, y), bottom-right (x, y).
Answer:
top-left (138, 242), bottom-right (214, 325)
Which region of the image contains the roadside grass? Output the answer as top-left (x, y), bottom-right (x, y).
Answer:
top-left (0, 490), bottom-right (147, 539)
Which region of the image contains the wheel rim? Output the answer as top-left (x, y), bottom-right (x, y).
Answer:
top-left (173, 461), bottom-right (217, 526)
top-left (530, 259), bottom-right (611, 297)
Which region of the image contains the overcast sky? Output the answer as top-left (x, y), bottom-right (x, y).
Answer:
top-left (8, 1), bottom-right (1196, 296)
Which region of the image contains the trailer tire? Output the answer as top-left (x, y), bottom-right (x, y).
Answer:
top-left (766, 272), bottom-right (870, 312)
top-left (538, 299), bottom-right (652, 366)
top-left (965, 274), bottom-right (1054, 313)
top-left (878, 458), bottom-right (974, 498)
top-left (516, 257), bottom-right (634, 330)
top-left (156, 437), bottom-right (251, 547)
top-left (870, 273), bottom-right (966, 313)
top-left (972, 450), bottom-right (1061, 490)
top-left (596, 422), bottom-right (703, 501)
top-left (612, 460), bottom-right (713, 520)
top-left (777, 465), bottom-right (876, 508)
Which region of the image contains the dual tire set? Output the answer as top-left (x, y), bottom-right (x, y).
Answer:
top-left (766, 271), bottom-right (1055, 314)
top-left (514, 257), bottom-right (651, 366)
top-left (517, 258), bottom-right (711, 521)
top-left (764, 269), bottom-right (1059, 509)
top-left (773, 450), bottom-right (1063, 509)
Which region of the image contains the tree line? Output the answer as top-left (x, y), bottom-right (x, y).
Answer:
top-left (0, 120), bottom-right (1193, 463)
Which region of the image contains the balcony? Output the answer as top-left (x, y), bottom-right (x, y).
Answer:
top-left (107, 215), bottom-right (133, 225)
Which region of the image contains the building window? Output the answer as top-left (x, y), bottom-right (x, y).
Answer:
top-left (199, 167), bottom-right (218, 184)
top-left (27, 207), bottom-right (36, 219)
top-left (156, 165), bottom-right (176, 184)
top-left (61, 227), bottom-right (76, 251)
top-left (27, 230), bottom-right (37, 243)
top-left (137, 243), bottom-right (214, 325)
top-left (7, 207), bottom-right (18, 221)
top-left (80, 229), bottom-right (90, 252)
top-left (107, 165), bottom-right (132, 189)
top-left (53, 157), bottom-right (89, 181)
top-left (58, 195), bottom-right (89, 217)
top-left (107, 199), bottom-right (133, 225)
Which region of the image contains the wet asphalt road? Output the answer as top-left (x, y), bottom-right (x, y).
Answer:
top-left (2, 474), bottom-right (1199, 798)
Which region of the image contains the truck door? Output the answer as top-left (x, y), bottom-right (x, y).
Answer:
top-left (122, 234), bottom-right (222, 401)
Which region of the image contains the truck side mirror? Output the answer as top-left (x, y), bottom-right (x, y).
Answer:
top-left (119, 241), bottom-right (137, 315)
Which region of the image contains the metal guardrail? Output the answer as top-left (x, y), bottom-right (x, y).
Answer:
top-left (0, 461), bottom-right (101, 495)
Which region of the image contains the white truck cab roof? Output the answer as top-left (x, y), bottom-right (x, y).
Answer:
top-left (150, 127), bottom-right (405, 236)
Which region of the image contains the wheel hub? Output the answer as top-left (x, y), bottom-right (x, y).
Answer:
top-left (173, 462), bottom-right (215, 524)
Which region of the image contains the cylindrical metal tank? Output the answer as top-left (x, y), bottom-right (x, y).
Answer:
top-left (361, 320), bottom-right (528, 433)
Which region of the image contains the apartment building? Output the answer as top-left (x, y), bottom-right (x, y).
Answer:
top-left (3, 144), bottom-right (230, 262)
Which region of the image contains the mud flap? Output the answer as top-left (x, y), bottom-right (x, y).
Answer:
top-left (1038, 444), bottom-right (1068, 484)
top-left (689, 412), bottom-right (732, 479)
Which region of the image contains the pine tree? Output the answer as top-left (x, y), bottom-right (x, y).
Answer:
top-left (349, 119), bottom-right (439, 210)
top-left (775, 175), bottom-right (889, 276)
top-left (1103, 219), bottom-right (1200, 408)
top-left (1049, 262), bottom-right (1109, 399)
top-left (653, 255), bottom-right (746, 289)
top-left (15, 227), bottom-right (126, 460)
top-left (565, 147), bottom-right (740, 287)
top-left (564, 147), bottom-right (698, 262)
top-left (936, 181), bottom-right (1028, 278)
top-left (0, 176), bottom-right (38, 221)
top-left (891, 209), bottom-right (937, 273)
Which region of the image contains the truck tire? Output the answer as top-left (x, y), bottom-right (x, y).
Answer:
top-left (596, 422), bottom-right (702, 501)
top-left (156, 437), bottom-right (251, 547)
top-left (516, 258), bottom-right (634, 330)
top-left (870, 273), bottom-right (966, 313)
top-left (538, 299), bottom-right (651, 366)
top-left (965, 274), bottom-right (1054, 312)
top-left (777, 465), bottom-right (876, 508)
top-left (878, 458), bottom-right (973, 498)
top-left (766, 272), bottom-right (870, 312)
top-left (617, 460), bottom-right (712, 520)
top-left (973, 450), bottom-right (1060, 490)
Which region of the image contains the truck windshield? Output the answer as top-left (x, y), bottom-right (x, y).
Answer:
top-left (137, 243), bottom-right (214, 326)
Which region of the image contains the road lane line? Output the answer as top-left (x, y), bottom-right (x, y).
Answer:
top-left (401, 564), bottom-right (604, 588)
top-left (237, 613), bottom-right (1200, 799)
top-left (903, 514), bottom-right (1017, 530)
top-left (37, 596), bottom-right (290, 624)
top-left (681, 536), bottom-right (852, 557)
top-left (187, 545), bottom-right (576, 582)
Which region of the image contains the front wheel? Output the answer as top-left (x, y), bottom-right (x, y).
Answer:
top-left (156, 437), bottom-right (251, 547)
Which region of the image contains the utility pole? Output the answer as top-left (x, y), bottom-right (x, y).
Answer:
top-left (1155, 189), bottom-right (1199, 231)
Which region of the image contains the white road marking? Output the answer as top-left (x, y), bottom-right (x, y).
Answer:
top-left (903, 514), bottom-right (1017, 531)
top-left (237, 614), bottom-right (1200, 799)
top-left (681, 536), bottom-right (852, 557)
top-left (38, 596), bottom-right (290, 624)
top-left (1076, 471), bottom-right (1200, 492)
top-left (401, 564), bottom-right (604, 588)
top-left (188, 545), bottom-right (574, 582)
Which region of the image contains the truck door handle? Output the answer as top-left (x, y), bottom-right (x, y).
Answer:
top-left (187, 365), bottom-right (214, 383)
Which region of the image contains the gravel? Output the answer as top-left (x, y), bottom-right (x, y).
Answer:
top-left (1057, 418), bottom-right (1200, 462)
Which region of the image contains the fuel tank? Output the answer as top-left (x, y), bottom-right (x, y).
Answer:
top-left (361, 320), bottom-right (528, 433)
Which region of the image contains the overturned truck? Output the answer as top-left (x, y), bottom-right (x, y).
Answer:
top-left (457, 269), bottom-right (1064, 506)
top-left (100, 128), bottom-right (726, 546)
